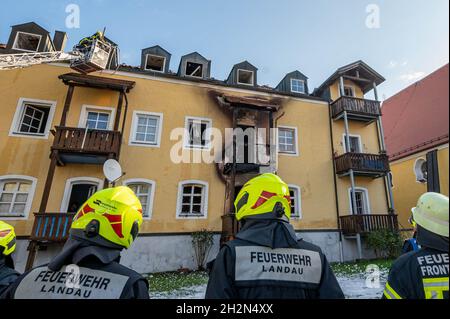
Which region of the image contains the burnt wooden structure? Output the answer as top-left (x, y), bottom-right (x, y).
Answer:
top-left (210, 91), bottom-right (281, 244)
top-left (25, 73), bottom-right (135, 271)
top-left (340, 214), bottom-right (399, 235)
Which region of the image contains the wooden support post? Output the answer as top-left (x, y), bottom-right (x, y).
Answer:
top-left (113, 91), bottom-right (124, 131)
top-left (38, 150), bottom-right (58, 212)
top-left (25, 241), bottom-right (38, 271)
top-left (60, 84), bottom-right (74, 126)
top-left (339, 76), bottom-right (345, 97)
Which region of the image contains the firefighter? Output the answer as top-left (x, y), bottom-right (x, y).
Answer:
top-left (383, 192), bottom-right (449, 299)
top-left (205, 173), bottom-right (344, 299)
top-left (0, 221), bottom-right (20, 296)
top-left (76, 31), bottom-right (104, 50)
top-left (2, 186), bottom-right (149, 299)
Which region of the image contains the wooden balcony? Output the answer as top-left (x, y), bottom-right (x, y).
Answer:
top-left (334, 152), bottom-right (389, 177)
top-left (30, 212), bottom-right (75, 243)
top-left (340, 214), bottom-right (399, 236)
top-left (331, 96), bottom-right (381, 122)
top-left (51, 126), bottom-right (121, 165)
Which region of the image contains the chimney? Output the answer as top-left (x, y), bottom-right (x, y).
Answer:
top-left (53, 31), bottom-right (67, 51)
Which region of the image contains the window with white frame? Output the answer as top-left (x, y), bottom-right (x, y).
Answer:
top-left (12, 31), bottom-right (41, 52)
top-left (414, 158), bottom-right (428, 183)
top-left (79, 106), bottom-right (114, 130)
top-left (177, 181), bottom-right (208, 218)
top-left (130, 112), bottom-right (162, 146)
top-left (288, 185), bottom-right (302, 219)
top-left (0, 177), bottom-right (36, 218)
top-left (126, 181), bottom-right (154, 218)
top-left (9, 98), bottom-right (56, 138)
top-left (343, 134), bottom-right (362, 153)
top-left (185, 117), bottom-right (212, 149)
top-left (349, 188), bottom-right (370, 215)
top-left (278, 127), bottom-right (298, 154)
top-left (237, 69), bottom-right (254, 85)
top-left (145, 54), bottom-right (166, 72)
top-left (86, 111), bottom-right (110, 130)
top-left (290, 79), bottom-right (305, 94)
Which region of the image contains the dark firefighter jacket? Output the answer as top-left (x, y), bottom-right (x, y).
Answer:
top-left (383, 225), bottom-right (449, 299)
top-left (1, 238), bottom-right (149, 299)
top-left (0, 256), bottom-right (19, 297)
top-left (205, 218), bottom-right (344, 299)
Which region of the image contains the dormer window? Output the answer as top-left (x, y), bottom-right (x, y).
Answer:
top-left (290, 79), bottom-right (305, 94)
top-left (237, 69), bottom-right (254, 86)
top-left (12, 31), bottom-right (41, 52)
top-left (145, 54), bottom-right (166, 72)
top-left (185, 62), bottom-right (203, 78)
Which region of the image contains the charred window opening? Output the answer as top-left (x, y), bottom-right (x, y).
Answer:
top-left (18, 103), bottom-right (51, 135)
top-left (13, 32), bottom-right (41, 52)
top-left (145, 54), bottom-right (166, 72)
top-left (185, 62), bottom-right (203, 77)
top-left (237, 69), bottom-right (254, 85)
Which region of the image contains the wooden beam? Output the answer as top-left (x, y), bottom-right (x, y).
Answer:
top-left (113, 91), bottom-right (124, 131)
top-left (343, 75), bottom-right (372, 83)
top-left (39, 150), bottom-right (58, 212)
top-left (60, 84), bottom-right (74, 126)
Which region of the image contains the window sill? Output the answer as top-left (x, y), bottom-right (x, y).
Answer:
top-left (129, 141), bottom-right (160, 148)
top-left (176, 214), bottom-right (207, 219)
top-left (9, 131), bottom-right (49, 139)
top-left (278, 151), bottom-right (299, 157)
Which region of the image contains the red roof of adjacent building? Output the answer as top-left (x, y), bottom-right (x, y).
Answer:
top-left (383, 64), bottom-right (449, 161)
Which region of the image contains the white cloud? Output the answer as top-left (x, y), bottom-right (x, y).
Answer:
top-left (399, 71), bottom-right (426, 82)
top-left (388, 60), bottom-right (398, 68)
top-left (388, 60), bottom-right (408, 68)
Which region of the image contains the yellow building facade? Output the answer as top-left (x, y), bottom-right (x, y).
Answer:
top-left (0, 24), bottom-right (396, 272)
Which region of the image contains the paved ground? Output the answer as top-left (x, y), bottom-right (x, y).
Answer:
top-left (150, 271), bottom-right (388, 299)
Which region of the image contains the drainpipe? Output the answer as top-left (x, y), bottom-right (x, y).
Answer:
top-left (328, 100), bottom-right (344, 262)
top-left (373, 82), bottom-right (395, 212)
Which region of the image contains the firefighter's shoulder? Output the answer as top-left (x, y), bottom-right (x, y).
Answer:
top-left (297, 239), bottom-right (323, 255)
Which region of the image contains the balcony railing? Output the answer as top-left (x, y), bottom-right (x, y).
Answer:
top-left (340, 214), bottom-right (399, 235)
top-left (30, 212), bottom-right (75, 243)
top-left (51, 126), bottom-right (121, 163)
top-left (334, 152), bottom-right (389, 177)
top-left (331, 96), bottom-right (381, 120)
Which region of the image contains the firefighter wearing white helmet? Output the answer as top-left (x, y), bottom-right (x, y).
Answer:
top-left (383, 192), bottom-right (449, 299)
top-left (206, 173), bottom-right (344, 299)
top-left (0, 221), bottom-right (20, 297)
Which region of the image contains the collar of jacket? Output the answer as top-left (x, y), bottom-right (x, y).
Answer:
top-left (0, 254), bottom-right (14, 269)
top-left (236, 219), bottom-right (300, 249)
top-left (48, 237), bottom-right (121, 271)
top-left (416, 225), bottom-right (449, 252)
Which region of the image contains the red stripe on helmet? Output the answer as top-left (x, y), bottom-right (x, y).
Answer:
top-left (251, 191), bottom-right (277, 209)
top-left (103, 213), bottom-right (122, 223)
top-left (110, 223), bottom-right (124, 238)
top-left (284, 195), bottom-right (291, 204)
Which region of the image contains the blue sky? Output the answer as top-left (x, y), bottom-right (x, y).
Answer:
top-left (1, 0), bottom-right (448, 99)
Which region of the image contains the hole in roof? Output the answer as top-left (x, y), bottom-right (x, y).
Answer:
top-left (185, 62), bottom-right (203, 77)
top-left (145, 54), bottom-right (165, 72)
top-left (237, 69), bottom-right (254, 85)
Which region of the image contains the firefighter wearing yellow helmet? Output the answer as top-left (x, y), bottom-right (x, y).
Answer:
top-left (3, 187), bottom-right (149, 299)
top-left (206, 173), bottom-right (344, 299)
top-left (0, 221), bottom-right (20, 297)
top-left (383, 192), bottom-right (449, 299)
